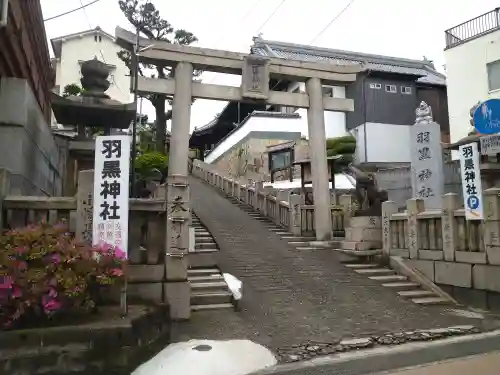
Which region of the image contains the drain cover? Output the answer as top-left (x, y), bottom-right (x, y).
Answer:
top-left (193, 344), bottom-right (212, 352)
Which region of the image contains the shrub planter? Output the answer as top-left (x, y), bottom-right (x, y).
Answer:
top-left (0, 304), bottom-right (170, 374)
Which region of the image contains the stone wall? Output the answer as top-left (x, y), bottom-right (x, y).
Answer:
top-left (213, 133), bottom-right (301, 181)
top-left (382, 190), bottom-right (500, 296)
top-left (376, 161), bottom-right (463, 210)
top-left (0, 78), bottom-right (63, 196)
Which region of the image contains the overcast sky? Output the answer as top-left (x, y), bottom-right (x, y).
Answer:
top-left (41, 0), bottom-right (499, 131)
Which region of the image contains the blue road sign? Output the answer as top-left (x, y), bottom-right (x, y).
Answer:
top-left (473, 99), bottom-right (500, 134)
top-left (467, 195), bottom-right (480, 210)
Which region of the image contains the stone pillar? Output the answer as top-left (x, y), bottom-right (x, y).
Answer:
top-left (75, 170), bottom-right (94, 244)
top-left (407, 198), bottom-right (424, 259)
top-left (288, 194), bottom-right (302, 236)
top-left (0, 168), bottom-right (11, 230)
top-left (262, 186), bottom-right (273, 217)
top-left (165, 61), bottom-right (193, 320)
top-left (276, 190), bottom-right (289, 203)
top-left (442, 193), bottom-right (459, 261)
top-left (306, 77), bottom-right (332, 241)
top-left (484, 188), bottom-right (500, 265)
top-left (253, 181), bottom-right (263, 210)
top-left (382, 201), bottom-right (398, 256)
top-left (339, 194), bottom-right (354, 229)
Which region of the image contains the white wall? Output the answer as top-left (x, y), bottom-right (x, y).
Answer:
top-left (204, 114), bottom-right (305, 164)
top-left (352, 122), bottom-right (411, 163)
top-left (55, 34), bottom-right (131, 104)
top-left (445, 29), bottom-right (500, 145)
top-left (290, 83), bottom-right (348, 139)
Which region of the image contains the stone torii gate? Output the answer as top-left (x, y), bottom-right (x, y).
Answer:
top-left (116, 26), bottom-right (361, 250)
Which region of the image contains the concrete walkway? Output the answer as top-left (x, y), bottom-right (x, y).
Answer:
top-left (172, 177), bottom-right (487, 352)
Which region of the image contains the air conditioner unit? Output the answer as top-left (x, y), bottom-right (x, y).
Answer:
top-left (0, 0), bottom-right (8, 28)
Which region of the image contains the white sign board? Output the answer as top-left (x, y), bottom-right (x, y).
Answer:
top-left (410, 122), bottom-right (444, 209)
top-left (480, 134), bottom-right (500, 155)
top-left (459, 142), bottom-right (483, 220)
top-left (93, 135), bottom-right (131, 255)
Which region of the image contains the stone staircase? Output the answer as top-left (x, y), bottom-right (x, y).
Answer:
top-left (189, 215), bottom-right (233, 311)
top-left (343, 263), bottom-right (450, 305)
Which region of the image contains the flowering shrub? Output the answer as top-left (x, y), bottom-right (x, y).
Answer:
top-left (0, 223), bottom-right (126, 330)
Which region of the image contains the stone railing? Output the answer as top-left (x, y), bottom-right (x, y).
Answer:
top-left (192, 160), bottom-right (353, 237)
top-left (0, 168), bottom-right (171, 305)
top-left (382, 189), bottom-right (500, 293)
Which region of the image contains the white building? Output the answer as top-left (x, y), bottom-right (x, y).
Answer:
top-left (445, 8), bottom-right (500, 145)
top-left (50, 26), bottom-right (131, 104)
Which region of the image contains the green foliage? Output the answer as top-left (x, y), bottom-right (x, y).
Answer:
top-left (117, 0), bottom-right (201, 152)
top-left (0, 223), bottom-right (125, 330)
top-left (62, 83), bottom-right (83, 97)
top-left (135, 150), bottom-right (168, 177)
top-left (325, 135), bottom-right (357, 173)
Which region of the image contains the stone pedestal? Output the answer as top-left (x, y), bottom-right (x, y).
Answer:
top-left (341, 216), bottom-right (382, 251)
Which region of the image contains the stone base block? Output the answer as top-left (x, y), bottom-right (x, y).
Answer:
top-left (164, 281), bottom-right (190, 320)
top-left (418, 250), bottom-right (443, 261)
top-left (188, 250), bottom-right (218, 268)
top-left (128, 282), bottom-right (163, 303)
top-left (128, 265), bottom-right (164, 283)
top-left (345, 227), bottom-right (382, 242)
top-left (390, 249), bottom-right (409, 258)
top-left (165, 256), bottom-right (188, 281)
top-left (350, 216), bottom-right (381, 228)
top-left (455, 251), bottom-right (487, 264)
top-left (435, 261), bottom-right (472, 288)
top-left (404, 259), bottom-right (435, 282)
top-left (486, 246), bottom-right (500, 265)
top-left (342, 240), bottom-right (381, 251)
top-left (472, 264), bottom-right (500, 292)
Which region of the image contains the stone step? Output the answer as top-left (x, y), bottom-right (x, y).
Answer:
top-left (295, 247), bottom-right (324, 251)
top-left (195, 243), bottom-right (218, 250)
top-left (281, 236), bottom-right (316, 241)
top-left (191, 292), bottom-right (232, 305)
top-left (191, 281), bottom-right (228, 292)
top-left (342, 241), bottom-right (381, 251)
top-left (354, 268), bottom-right (393, 275)
top-left (195, 237), bottom-right (216, 244)
top-left (344, 263), bottom-right (379, 269)
top-left (191, 303), bottom-right (234, 311)
top-left (188, 268), bottom-right (220, 276)
top-left (397, 290), bottom-right (434, 298)
top-left (411, 296), bottom-right (450, 305)
top-left (369, 275), bottom-right (407, 282)
top-left (381, 281), bottom-right (420, 289)
top-left (288, 241), bottom-right (310, 246)
top-left (188, 275), bottom-right (224, 282)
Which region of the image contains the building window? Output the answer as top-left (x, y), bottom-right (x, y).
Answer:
top-left (369, 83), bottom-right (381, 89)
top-left (322, 86), bottom-right (333, 97)
top-left (401, 86), bottom-right (412, 94)
top-left (487, 60), bottom-right (500, 91)
top-left (385, 84), bottom-right (397, 93)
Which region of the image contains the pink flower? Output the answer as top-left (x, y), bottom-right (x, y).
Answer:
top-left (0, 276), bottom-right (12, 289)
top-left (11, 286), bottom-right (21, 298)
top-left (110, 268), bottom-right (123, 277)
top-left (113, 247), bottom-right (126, 260)
top-left (48, 288), bottom-right (57, 298)
top-left (50, 253), bottom-right (61, 264)
top-left (16, 261), bottom-right (27, 271)
top-left (14, 246), bottom-right (26, 255)
top-left (43, 299), bottom-right (61, 313)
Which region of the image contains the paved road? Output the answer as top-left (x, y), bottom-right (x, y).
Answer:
top-left (172, 177), bottom-right (484, 351)
top-left (378, 351), bottom-right (500, 375)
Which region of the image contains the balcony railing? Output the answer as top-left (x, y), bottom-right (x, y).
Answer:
top-left (445, 8), bottom-right (500, 49)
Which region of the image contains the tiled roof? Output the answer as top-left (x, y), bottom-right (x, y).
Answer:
top-left (251, 38), bottom-right (446, 86)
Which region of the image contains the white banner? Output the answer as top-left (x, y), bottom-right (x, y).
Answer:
top-left (459, 142), bottom-right (483, 220)
top-left (93, 135), bottom-right (131, 255)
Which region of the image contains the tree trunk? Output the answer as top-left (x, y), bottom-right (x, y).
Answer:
top-left (154, 96), bottom-right (167, 153)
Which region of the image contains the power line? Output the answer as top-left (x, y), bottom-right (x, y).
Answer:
top-left (254, 0), bottom-right (287, 35)
top-left (206, 0), bottom-right (288, 84)
top-left (43, 0), bottom-right (101, 22)
top-left (309, 0), bottom-right (355, 44)
top-left (79, 0), bottom-right (93, 28)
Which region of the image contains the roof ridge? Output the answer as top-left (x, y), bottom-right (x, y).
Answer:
top-left (253, 38), bottom-right (439, 72)
top-left (50, 26), bottom-right (115, 43)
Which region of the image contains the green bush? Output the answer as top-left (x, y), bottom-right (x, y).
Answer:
top-left (0, 223), bottom-right (125, 330)
top-left (326, 135), bottom-right (357, 172)
top-left (135, 151), bottom-right (168, 176)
